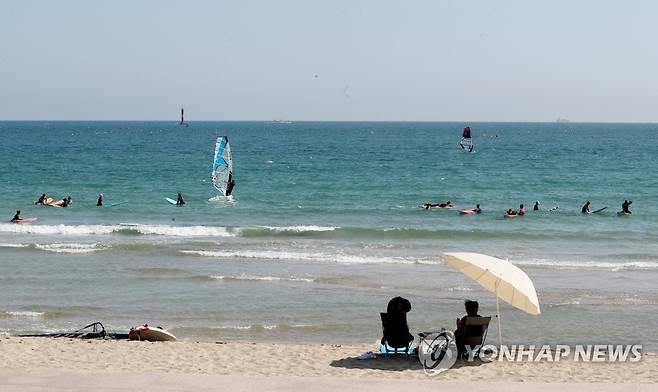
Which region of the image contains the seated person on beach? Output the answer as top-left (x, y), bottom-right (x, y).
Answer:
top-left (439, 201), bottom-right (453, 208)
top-left (454, 300), bottom-right (482, 355)
top-left (421, 203), bottom-right (439, 209)
top-left (11, 210), bottom-right (21, 222)
top-left (622, 199), bottom-right (632, 214)
top-left (380, 296), bottom-right (414, 354)
top-left (35, 194), bottom-right (47, 205)
top-left (518, 204), bottom-right (526, 216)
top-left (581, 201), bottom-right (590, 214)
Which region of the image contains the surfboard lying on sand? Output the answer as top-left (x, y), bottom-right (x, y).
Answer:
top-left (591, 206), bottom-right (608, 214)
top-left (11, 218), bottom-right (38, 224)
top-left (165, 197), bottom-right (177, 205)
top-left (130, 325), bottom-right (176, 342)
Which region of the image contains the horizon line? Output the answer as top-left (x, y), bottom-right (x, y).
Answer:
top-left (1, 119), bottom-right (658, 125)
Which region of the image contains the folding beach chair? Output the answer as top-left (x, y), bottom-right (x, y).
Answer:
top-left (458, 316), bottom-right (491, 358)
top-left (380, 312), bottom-right (415, 355)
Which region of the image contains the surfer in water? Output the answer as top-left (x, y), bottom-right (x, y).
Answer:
top-left (622, 199), bottom-right (632, 214)
top-left (533, 201), bottom-right (540, 211)
top-left (506, 208), bottom-right (517, 216)
top-left (35, 194), bottom-right (47, 205)
top-left (518, 204), bottom-right (526, 216)
top-left (96, 193), bottom-right (103, 207)
top-left (439, 201), bottom-right (453, 208)
top-left (581, 201), bottom-right (591, 214)
top-left (473, 204), bottom-right (482, 213)
top-left (176, 193), bottom-right (185, 206)
top-left (226, 173), bottom-right (235, 196)
top-left (421, 203), bottom-right (439, 209)
top-left (11, 210), bottom-right (21, 222)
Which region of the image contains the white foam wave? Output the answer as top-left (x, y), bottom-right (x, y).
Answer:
top-left (5, 311), bottom-right (44, 318)
top-left (0, 243), bottom-right (28, 248)
top-left (0, 223), bottom-right (118, 235)
top-left (133, 225), bottom-right (234, 237)
top-left (258, 225), bottom-right (337, 232)
top-left (34, 243), bottom-right (103, 254)
top-left (514, 259), bottom-right (658, 271)
top-left (181, 249), bottom-right (433, 265)
top-left (0, 223), bottom-right (235, 237)
top-left (208, 195), bottom-right (235, 203)
top-left (210, 274), bottom-right (314, 283)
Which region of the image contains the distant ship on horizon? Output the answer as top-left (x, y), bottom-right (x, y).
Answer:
top-left (556, 117), bottom-right (570, 123)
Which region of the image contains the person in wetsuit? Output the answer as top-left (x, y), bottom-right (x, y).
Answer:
top-left (622, 200), bottom-right (632, 214)
top-left (533, 201), bottom-right (540, 211)
top-left (35, 194), bottom-right (47, 205)
top-left (11, 210), bottom-right (21, 222)
top-left (97, 193), bottom-right (103, 207)
top-left (176, 193), bottom-right (185, 206)
top-left (226, 173), bottom-right (235, 196)
top-left (473, 204), bottom-right (481, 213)
top-left (581, 201), bottom-right (591, 214)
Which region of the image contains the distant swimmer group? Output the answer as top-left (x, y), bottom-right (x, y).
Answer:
top-left (418, 199), bottom-right (633, 219)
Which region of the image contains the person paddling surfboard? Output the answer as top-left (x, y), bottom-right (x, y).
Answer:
top-left (11, 210), bottom-right (21, 222)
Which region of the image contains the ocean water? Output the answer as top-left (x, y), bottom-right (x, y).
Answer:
top-left (1, 121), bottom-right (657, 348)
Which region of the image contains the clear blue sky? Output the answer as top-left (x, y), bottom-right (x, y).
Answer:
top-left (1, 0), bottom-right (657, 121)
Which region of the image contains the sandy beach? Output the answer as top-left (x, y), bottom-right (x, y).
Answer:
top-left (0, 336), bottom-right (656, 390)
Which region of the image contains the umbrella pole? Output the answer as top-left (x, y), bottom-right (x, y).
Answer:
top-left (496, 294), bottom-right (502, 347)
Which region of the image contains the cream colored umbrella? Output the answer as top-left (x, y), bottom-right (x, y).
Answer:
top-left (442, 252), bottom-right (540, 346)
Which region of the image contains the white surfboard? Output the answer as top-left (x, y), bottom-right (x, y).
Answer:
top-left (132, 325), bottom-right (177, 342)
top-left (165, 197), bottom-right (177, 205)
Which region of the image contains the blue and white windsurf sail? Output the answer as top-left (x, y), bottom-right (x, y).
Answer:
top-left (211, 136), bottom-right (234, 196)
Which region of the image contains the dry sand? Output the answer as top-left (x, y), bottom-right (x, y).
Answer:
top-left (0, 337), bottom-right (656, 390)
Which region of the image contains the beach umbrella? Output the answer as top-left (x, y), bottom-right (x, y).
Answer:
top-left (441, 252), bottom-right (540, 346)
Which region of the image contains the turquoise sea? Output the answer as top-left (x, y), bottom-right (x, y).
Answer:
top-left (1, 121), bottom-right (657, 348)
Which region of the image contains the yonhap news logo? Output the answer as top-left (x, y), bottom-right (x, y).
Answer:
top-left (477, 344), bottom-right (643, 363)
top-left (418, 340), bottom-right (642, 376)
